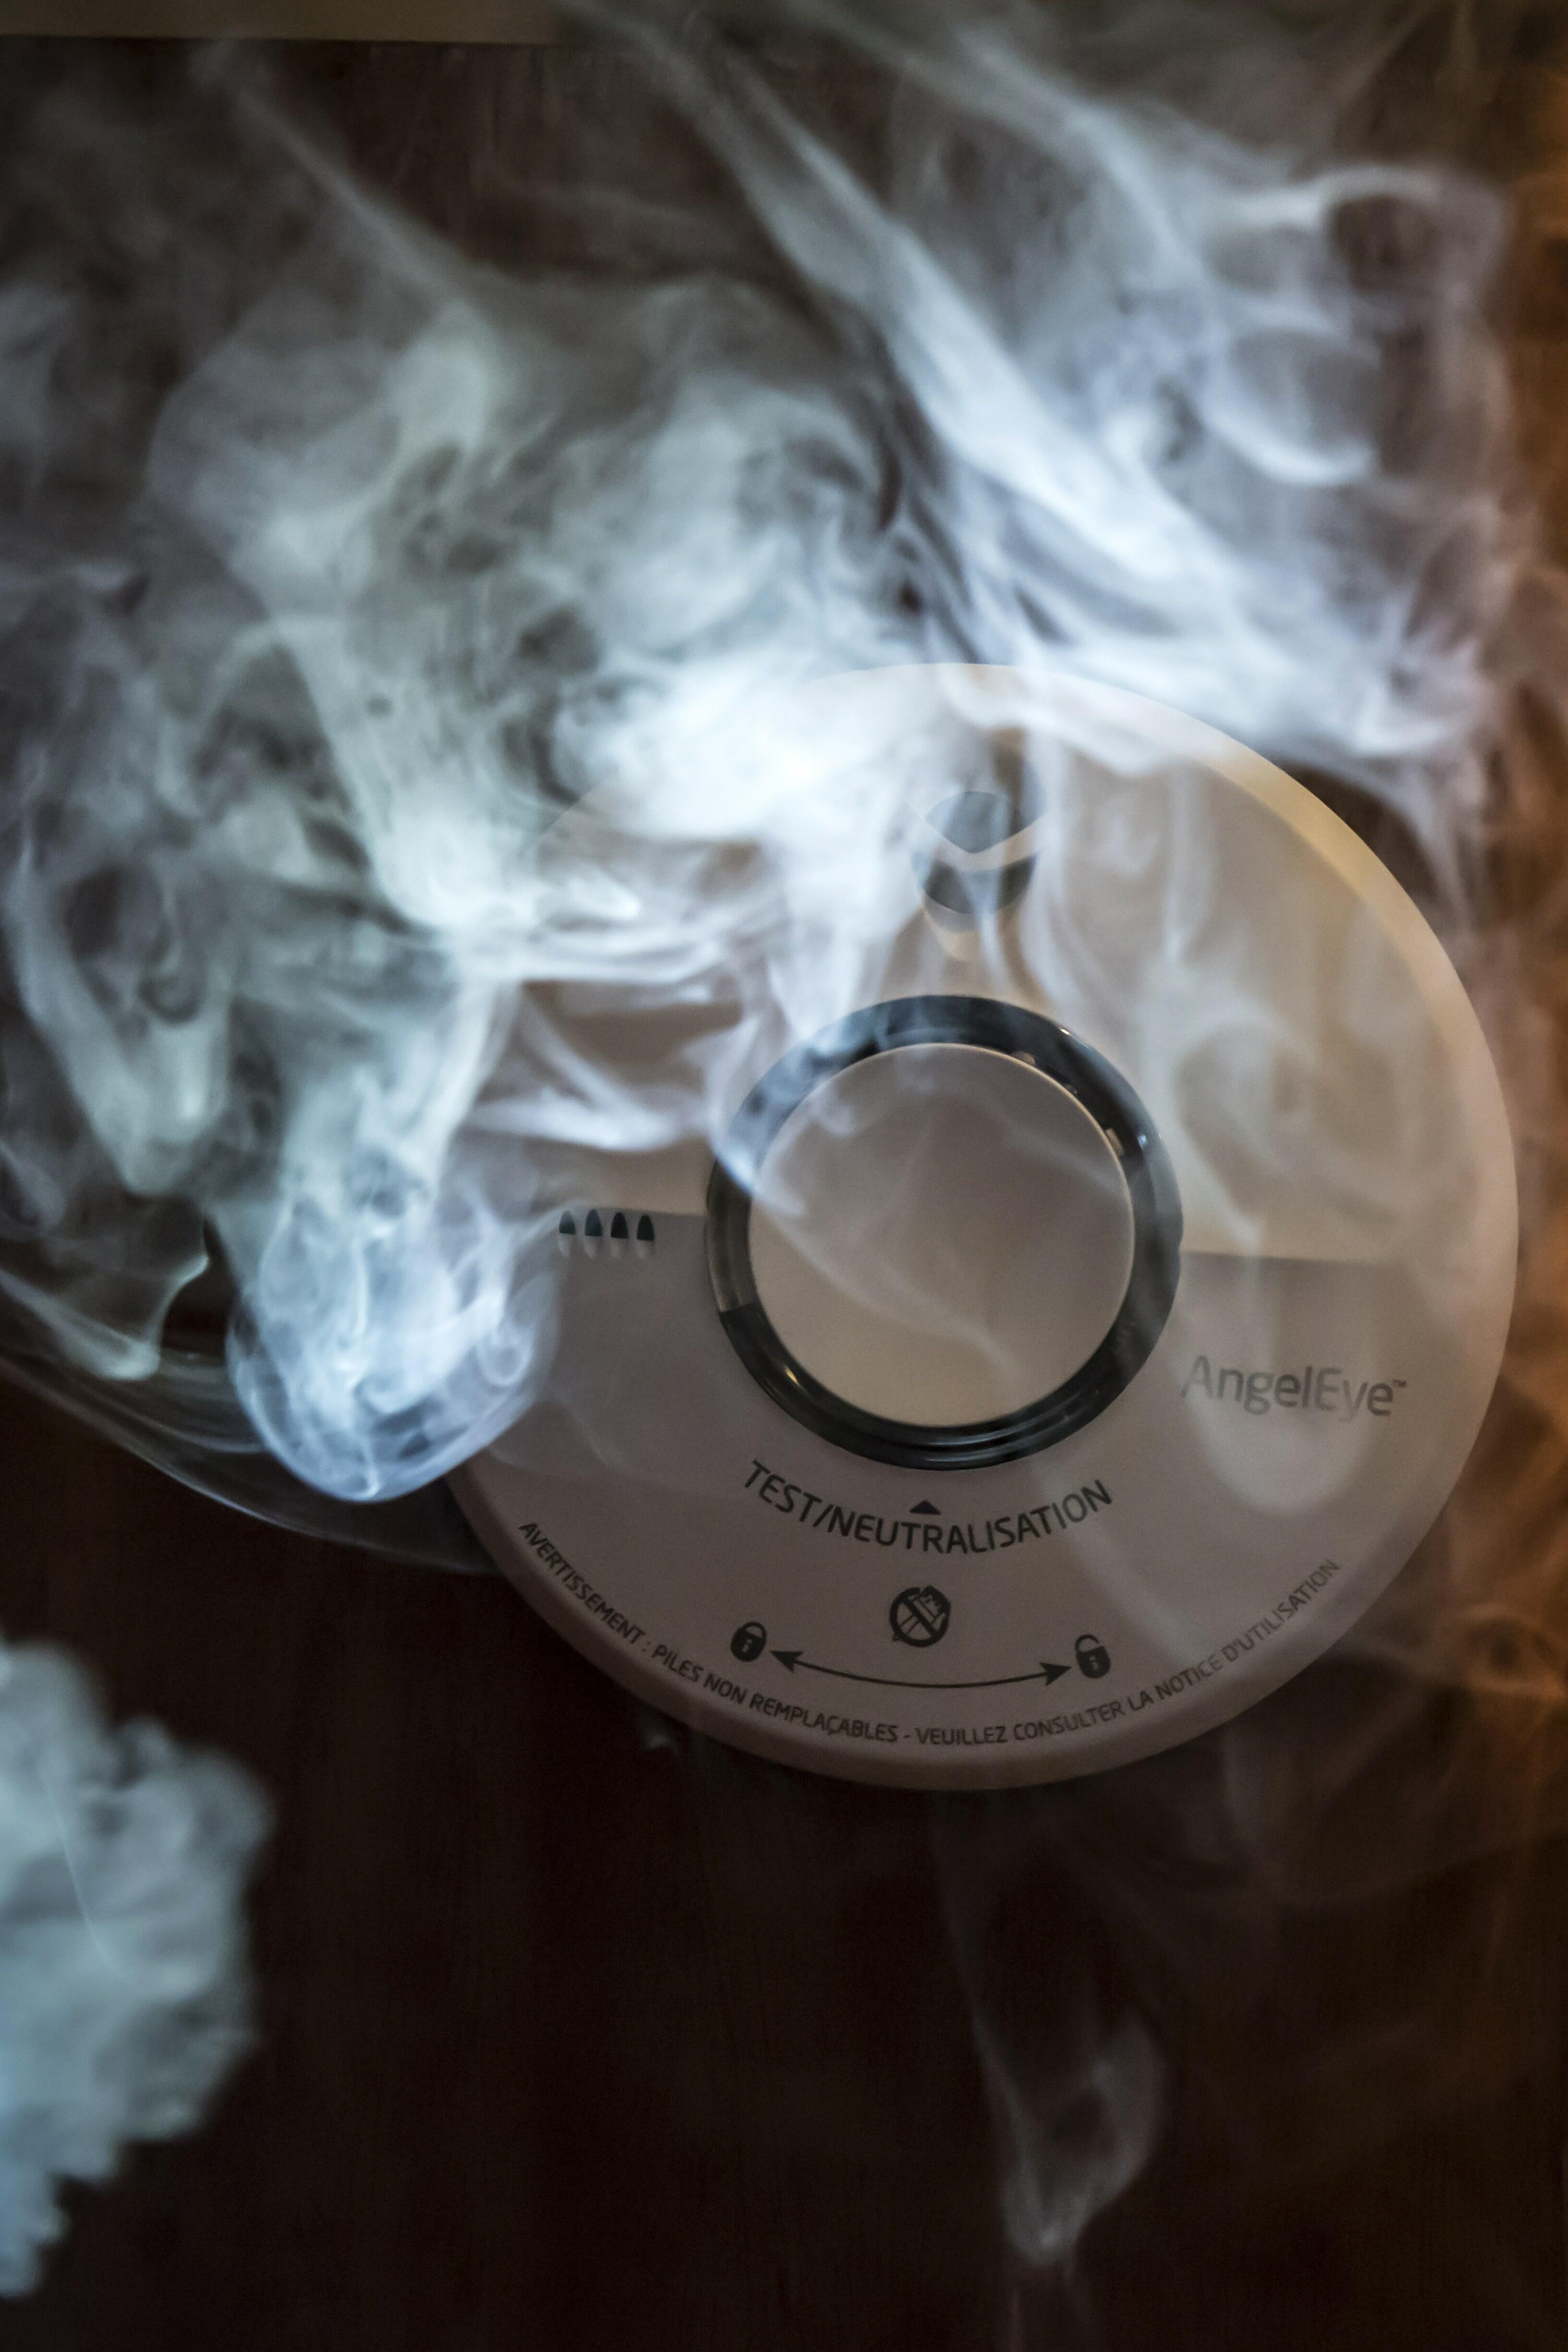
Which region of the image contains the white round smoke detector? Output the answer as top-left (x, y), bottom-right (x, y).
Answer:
top-left (451, 667), bottom-right (1517, 1787)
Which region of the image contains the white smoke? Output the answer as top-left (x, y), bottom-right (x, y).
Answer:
top-left (0, 1635), bottom-right (265, 2294)
top-left (0, 9), bottom-right (1534, 1509)
top-left (2, 9), bottom-right (1565, 2303)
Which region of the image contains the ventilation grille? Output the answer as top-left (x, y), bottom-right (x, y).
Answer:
top-left (557, 1209), bottom-right (657, 1259)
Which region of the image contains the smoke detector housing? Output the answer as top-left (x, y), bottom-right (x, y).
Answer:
top-left (451, 668), bottom-right (1517, 1787)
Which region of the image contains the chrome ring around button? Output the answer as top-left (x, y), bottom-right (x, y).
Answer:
top-left (705, 995), bottom-right (1183, 1471)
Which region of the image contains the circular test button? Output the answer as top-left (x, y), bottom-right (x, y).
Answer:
top-left (747, 1043), bottom-right (1135, 1427)
top-left (706, 997), bottom-right (1181, 1470)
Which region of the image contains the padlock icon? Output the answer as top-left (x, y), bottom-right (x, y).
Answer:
top-left (1075, 1632), bottom-right (1112, 1680)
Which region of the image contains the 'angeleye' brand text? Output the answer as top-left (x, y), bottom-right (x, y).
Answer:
top-left (1181, 1358), bottom-right (1402, 1418)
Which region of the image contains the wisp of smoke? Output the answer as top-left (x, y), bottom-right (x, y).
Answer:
top-left (0, 5), bottom-right (1539, 1510)
top-left (4, 0), bottom-right (1568, 2312)
top-left (0, 1635), bottom-right (265, 2294)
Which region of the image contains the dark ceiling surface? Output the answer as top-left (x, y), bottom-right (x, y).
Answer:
top-left (0, 1372), bottom-right (1562, 2352)
top-left (0, 32), bottom-right (1564, 2352)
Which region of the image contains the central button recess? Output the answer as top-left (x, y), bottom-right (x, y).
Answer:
top-left (748, 1045), bottom-right (1134, 1427)
top-left (707, 997), bottom-right (1182, 1471)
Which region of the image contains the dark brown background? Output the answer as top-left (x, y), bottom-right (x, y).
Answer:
top-left (0, 32), bottom-right (1565, 2351)
top-left (0, 1375), bottom-right (1562, 2352)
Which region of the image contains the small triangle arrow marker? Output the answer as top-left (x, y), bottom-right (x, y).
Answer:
top-left (1040, 1660), bottom-right (1070, 1684)
top-left (908, 1500), bottom-right (942, 1516)
top-left (772, 1649), bottom-right (803, 1672)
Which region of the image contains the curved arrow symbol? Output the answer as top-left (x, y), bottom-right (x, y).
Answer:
top-left (770, 1652), bottom-right (1072, 1692)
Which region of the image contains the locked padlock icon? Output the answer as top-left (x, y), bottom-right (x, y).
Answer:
top-left (1075, 1632), bottom-right (1112, 1680)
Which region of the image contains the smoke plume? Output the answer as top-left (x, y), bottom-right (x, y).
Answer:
top-left (0, 1636), bottom-right (265, 2294)
top-left (0, 8), bottom-right (1542, 1508)
top-left (2, 1), bottom-right (1568, 2315)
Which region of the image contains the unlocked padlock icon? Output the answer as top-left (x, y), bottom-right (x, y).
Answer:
top-left (1075, 1632), bottom-right (1111, 1680)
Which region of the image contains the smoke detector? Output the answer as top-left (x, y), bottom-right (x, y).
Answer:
top-left (451, 668), bottom-right (1516, 1786)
